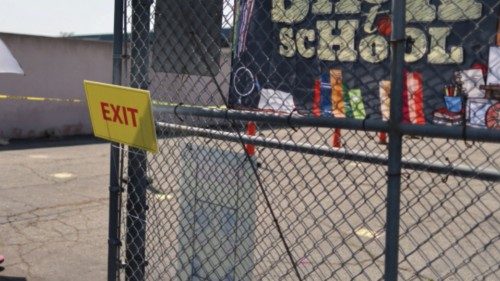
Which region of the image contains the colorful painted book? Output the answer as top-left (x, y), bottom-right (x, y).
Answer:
top-left (406, 72), bottom-right (425, 124)
top-left (487, 47), bottom-right (500, 85)
top-left (379, 80), bottom-right (391, 121)
top-left (330, 69), bottom-right (345, 118)
top-left (467, 98), bottom-right (493, 128)
top-left (456, 69), bottom-right (485, 98)
top-left (349, 89), bottom-right (366, 119)
top-left (342, 84), bottom-right (353, 118)
top-left (320, 73), bottom-right (332, 116)
top-left (312, 79), bottom-right (321, 117)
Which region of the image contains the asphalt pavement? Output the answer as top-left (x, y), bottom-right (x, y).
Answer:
top-left (0, 136), bottom-right (109, 281)
top-left (0, 134), bottom-right (497, 280)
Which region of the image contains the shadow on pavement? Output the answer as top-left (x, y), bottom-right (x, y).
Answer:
top-left (0, 135), bottom-right (106, 151)
top-left (0, 276), bottom-right (28, 281)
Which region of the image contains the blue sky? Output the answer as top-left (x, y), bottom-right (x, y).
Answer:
top-left (0, 0), bottom-right (114, 36)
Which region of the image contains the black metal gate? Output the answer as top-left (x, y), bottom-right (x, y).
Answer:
top-left (107, 0), bottom-right (500, 280)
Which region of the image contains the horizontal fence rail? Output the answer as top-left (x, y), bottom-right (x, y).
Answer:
top-left (155, 104), bottom-right (500, 142)
top-left (157, 122), bottom-right (500, 182)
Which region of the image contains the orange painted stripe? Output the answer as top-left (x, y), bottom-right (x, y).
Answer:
top-left (312, 79), bottom-right (321, 117)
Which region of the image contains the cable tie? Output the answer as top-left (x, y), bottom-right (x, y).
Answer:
top-left (108, 238), bottom-right (122, 246)
top-left (287, 108), bottom-right (298, 132)
top-left (390, 37), bottom-right (407, 43)
top-left (386, 171), bottom-right (402, 177)
top-left (362, 114), bottom-right (371, 132)
top-left (442, 174), bottom-right (449, 183)
top-left (109, 185), bottom-right (121, 193)
top-left (174, 102), bottom-right (184, 122)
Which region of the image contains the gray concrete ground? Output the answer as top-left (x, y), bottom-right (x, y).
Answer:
top-left (0, 133), bottom-right (497, 280)
top-left (0, 137), bottom-right (109, 281)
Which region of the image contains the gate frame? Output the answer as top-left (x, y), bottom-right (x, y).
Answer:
top-left (108, 0), bottom-right (125, 280)
top-left (108, 0), bottom-right (500, 280)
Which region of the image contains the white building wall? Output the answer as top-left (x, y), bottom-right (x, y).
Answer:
top-left (0, 33), bottom-right (113, 139)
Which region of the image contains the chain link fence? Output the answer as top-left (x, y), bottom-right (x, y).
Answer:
top-left (107, 0), bottom-right (499, 280)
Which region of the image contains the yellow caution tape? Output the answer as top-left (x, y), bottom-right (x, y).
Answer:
top-left (0, 93), bottom-right (226, 109)
top-left (152, 100), bottom-right (226, 110)
top-left (0, 93), bottom-right (82, 103)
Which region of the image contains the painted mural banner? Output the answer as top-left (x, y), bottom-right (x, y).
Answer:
top-left (229, 0), bottom-right (500, 127)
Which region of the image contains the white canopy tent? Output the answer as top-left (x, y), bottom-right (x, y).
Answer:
top-left (0, 38), bottom-right (24, 74)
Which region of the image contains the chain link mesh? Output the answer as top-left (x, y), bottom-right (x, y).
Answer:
top-left (114, 0), bottom-right (499, 280)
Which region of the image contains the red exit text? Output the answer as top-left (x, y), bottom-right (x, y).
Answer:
top-left (100, 102), bottom-right (139, 127)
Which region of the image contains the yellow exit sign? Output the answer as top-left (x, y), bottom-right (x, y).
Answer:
top-left (83, 80), bottom-right (158, 153)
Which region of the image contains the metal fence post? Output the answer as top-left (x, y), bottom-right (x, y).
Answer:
top-left (108, 0), bottom-right (125, 280)
top-left (126, 0), bottom-right (151, 281)
top-left (385, 0), bottom-right (406, 280)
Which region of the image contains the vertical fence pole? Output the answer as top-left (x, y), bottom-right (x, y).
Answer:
top-left (126, 0), bottom-right (151, 281)
top-left (385, 0), bottom-right (406, 280)
top-left (108, 0), bottom-right (124, 280)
